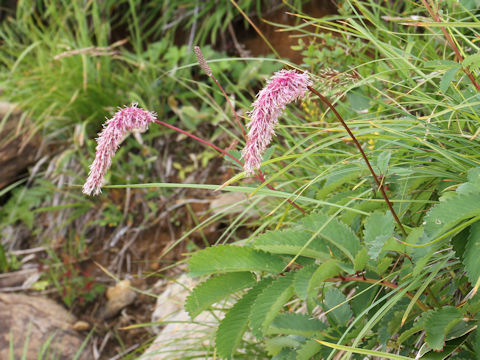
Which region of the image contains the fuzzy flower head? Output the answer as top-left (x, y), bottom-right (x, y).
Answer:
top-left (241, 70), bottom-right (311, 174)
top-left (83, 104), bottom-right (156, 196)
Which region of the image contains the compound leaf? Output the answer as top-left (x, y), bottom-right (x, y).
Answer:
top-left (364, 211), bottom-right (394, 261)
top-left (188, 245), bottom-right (285, 277)
top-left (463, 221), bottom-right (480, 286)
top-left (185, 272), bottom-right (256, 319)
top-left (323, 288), bottom-right (352, 327)
top-left (424, 306), bottom-right (463, 351)
top-left (251, 230), bottom-right (331, 261)
top-left (423, 192), bottom-right (480, 241)
top-left (301, 212), bottom-right (360, 261)
top-left (250, 272), bottom-right (295, 337)
top-left (266, 313), bottom-right (327, 337)
top-left (296, 339), bottom-right (323, 360)
top-left (307, 260), bottom-right (341, 310)
top-left (294, 264), bottom-right (316, 300)
top-left (216, 278), bottom-right (274, 358)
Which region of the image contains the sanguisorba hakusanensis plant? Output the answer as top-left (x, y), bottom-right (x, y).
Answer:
top-left (185, 1), bottom-right (480, 359)
top-left (85, 2), bottom-right (480, 356)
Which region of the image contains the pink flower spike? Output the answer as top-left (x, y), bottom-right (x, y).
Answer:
top-left (83, 104), bottom-right (157, 196)
top-left (241, 69), bottom-right (311, 174)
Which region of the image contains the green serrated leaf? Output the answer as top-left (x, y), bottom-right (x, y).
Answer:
top-left (473, 327), bottom-right (480, 357)
top-left (296, 338), bottom-right (323, 360)
top-left (265, 336), bottom-right (301, 356)
top-left (398, 324), bottom-right (423, 345)
top-left (301, 213), bottom-right (360, 261)
top-left (439, 67), bottom-right (459, 93)
top-left (307, 260), bottom-right (341, 310)
top-left (353, 247), bottom-right (368, 272)
top-left (463, 53), bottom-right (480, 68)
top-left (458, 168), bottom-right (480, 194)
top-left (376, 256), bottom-right (393, 275)
top-left (272, 348), bottom-right (297, 360)
top-left (251, 230), bottom-right (331, 260)
top-left (188, 245), bottom-right (285, 277)
top-left (382, 236), bottom-right (405, 254)
top-left (364, 211), bottom-right (395, 261)
top-left (376, 150), bottom-right (392, 175)
top-left (423, 192), bottom-right (480, 241)
top-left (420, 333), bottom-right (470, 360)
top-left (323, 288), bottom-right (352, 327)
top-left (185, 272), bottom-right (256, 319)
top-left (294, 264), bottom-right (316, 300)
top-left (266, 313), bottom-right (327, 336)
top-left (351, 282), bottom-right (377, 316)
top-left (463, 222), bottom-right (480, 285)
top-left (424, 306), bottom-right (463, 351)
top-left (224, 150), bottom-right (242, 165)
top-left (467, 167), bottom-right (480, 184)
top-left (250, 272), bottom-right (295, 337)
top-left (216, 277), bottom-right (274, 358)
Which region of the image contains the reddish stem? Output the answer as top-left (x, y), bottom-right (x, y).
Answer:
top-left (153, 119), bottom-right (305, 214)
top-left (307, 86), bottom-right (407, 236)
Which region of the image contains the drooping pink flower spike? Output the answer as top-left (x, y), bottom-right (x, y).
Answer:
top-left (241, 69), bottom-right (312, 174)
top-left (83, 104), bottom-right (156, 196)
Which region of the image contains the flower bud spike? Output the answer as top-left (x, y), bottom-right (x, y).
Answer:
top-left (193, 46), bottom-right (213, 77)
top-left (83, 104), bottom-right (156, 196)
top-left (241, 69), bottom-right (311, 174)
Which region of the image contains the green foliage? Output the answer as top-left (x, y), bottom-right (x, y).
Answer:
top-left (423, 307), bottom-right (464, 351)
top-left (188, 245), bottom-right (286, 277)
top-left (0, 244), bottom-right (20, 273)
top-left (306, 259), bottom-right (341, 310)
top-left (251, 230), bottom-right (331, 260)
top-left (300, 212), bottom-right (361, 261)
top-left (185, 0), bottom-right (480, 358)
top-left (249, 272), bottom-right (295, 337)
top-left (44, 252), bottom-right (105, 308)
top-left (185, 272), bottom-right (256, 318)
top-left (463, 222), bottom-right (480, 286)
top-left (216, 278), bottom-right (274, 358)
top-left (363, 211), bottom-right (394, 261)
top-left (323, 288), bottom-right (352, 327)
top-left (266, 313), bottom-right (327, 337)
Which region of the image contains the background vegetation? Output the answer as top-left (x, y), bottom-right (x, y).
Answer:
top-left (2, 0), bottom-right (480, 359)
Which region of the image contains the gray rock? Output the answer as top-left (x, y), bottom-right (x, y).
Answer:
top-left (0, 293), bottom-right (89, 360)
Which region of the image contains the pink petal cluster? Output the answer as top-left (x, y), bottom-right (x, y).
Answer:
top-left (83, 104), bottom-right (157, 196)
top-left (241, 70), bottom-right (311, 174)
